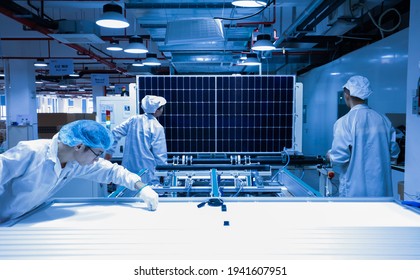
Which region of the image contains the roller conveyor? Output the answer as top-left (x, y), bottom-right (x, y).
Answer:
top-left (166, 154), bottom-right (325, 166)
top-left (156, 163), bottom-right (270, 171)
top-left (110, 153), bottom-right (324, 198)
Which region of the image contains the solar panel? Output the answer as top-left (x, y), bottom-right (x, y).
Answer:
top-left (137, 75), bottom-right (295, 153)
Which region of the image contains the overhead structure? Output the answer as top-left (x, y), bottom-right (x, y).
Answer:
top-left (0, 0), bottom-right (410, 92)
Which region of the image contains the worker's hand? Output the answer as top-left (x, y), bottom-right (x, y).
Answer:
top-left (138, 186), bottom-right (158, 211)
top-left (325, 150), bottom-right (331, 163)
top-left (104, 153), bottom-right (112, 161)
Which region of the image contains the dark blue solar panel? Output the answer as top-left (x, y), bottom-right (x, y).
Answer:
top-left (137, 75), bottom-right (295, 153)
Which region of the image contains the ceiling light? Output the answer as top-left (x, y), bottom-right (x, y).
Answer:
top-left (252, 34), bottom-right (276, 51)
top-left (69, 72), bottom-right (80, 77)
top-left (143, 53), bottom-right (161, 66)
top-left (106, 40), bottom-right (123, 51)
top-left (239, 53), bottom-right (247, 60)
top-left (232, 0), bottom-right (268, 8)
top-left (124, 35), bottom-right (148, 54)
top-left (34, 59), bottom-right (48, 67)
top-left (132, 59), bottom-right (144, 67)
top-left (96, 2), bottom-right (129, 29)
top-left (241, 53), bottom-right (260, 66)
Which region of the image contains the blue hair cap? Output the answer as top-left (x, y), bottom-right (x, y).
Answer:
top-left (58, 120), bottom-right (113, 150)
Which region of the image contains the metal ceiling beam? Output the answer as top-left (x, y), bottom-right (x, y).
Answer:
top-left (126, 2), bottom-right (235, 9)
top-left (0, 0), bottom-right (58, 29)
top-left (0, 0), bottom-right (58, 30)
top-left (0, 0), bottom-right (127, 74)
top-left (295, 0), bottom-right (347, 32)
top-left (273, 0), bottom-right (346, 47)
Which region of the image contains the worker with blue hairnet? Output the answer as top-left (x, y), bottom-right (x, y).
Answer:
top-left (0, 120), bottom-right (158, 224)
top-left (327, 75), bottom-right (400, 197)
top-left (105, 95), bottom-right (168, 185)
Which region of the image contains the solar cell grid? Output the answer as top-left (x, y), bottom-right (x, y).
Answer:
top-left (137, 76), bottom-right (294, 153)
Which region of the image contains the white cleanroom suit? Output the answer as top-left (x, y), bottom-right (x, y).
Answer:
top-left (0, 135), bottom-right (146, 223)
top-left (328, 76), bottom-right (400, 197)
top-left (107, 95), bottom-right (168, 185)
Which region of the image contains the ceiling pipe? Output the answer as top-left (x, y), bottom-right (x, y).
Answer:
top-left (0, 0), bottom-right (57, 29)
top-left (273, 0), bottom-right (337, 48)
top-left (125, 2), bottom-right (236, 9)
top-left (0, 0), bottom-right (127, 74)
top-left (236, 0), bottom-right (276, 27)
top-left (294, 0), bottom-right (347, 33)
top-left (0, 37), bottom-right (53, 41)
top-left (27, 0), bottom-right (54, 21)
top-left (128, 1), bottom-right (277, 30)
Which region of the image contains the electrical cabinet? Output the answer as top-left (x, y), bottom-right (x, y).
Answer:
top-left (95, 83), bottom-right (138, 158)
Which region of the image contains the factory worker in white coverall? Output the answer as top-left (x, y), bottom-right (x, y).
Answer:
top-left (105, 95), bottom-right (168, 185)
top-left (0, 120), bottom-right (158, 224)
top-left (327, 75), bottom-right (400, 197)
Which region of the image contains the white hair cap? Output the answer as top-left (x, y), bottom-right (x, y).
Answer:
top-left (141, 95), bottom-right (167, 113)
top-left (343, 75), bottom-right (373, 100)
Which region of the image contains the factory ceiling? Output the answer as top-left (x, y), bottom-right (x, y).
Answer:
top-left (0, 0), bottom-right (410, 96)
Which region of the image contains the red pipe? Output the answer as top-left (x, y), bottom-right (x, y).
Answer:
top-left (0, 2), bottom-right (127, 74)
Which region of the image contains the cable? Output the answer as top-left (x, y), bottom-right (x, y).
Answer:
top-left (270, 169), bottom-right (281, 183)
top-left (231, 183), bottom-right (243, 197)
top-left (299, 169), bottom-right (305, 180)
top-left (367, 7), bottom-right (401, 38)
top-left (404, 192), bottom-right (419, 201)
top-left (353, 1), bottom-right (402, 39)
top-left (281, 147), bottom-right (290, 171)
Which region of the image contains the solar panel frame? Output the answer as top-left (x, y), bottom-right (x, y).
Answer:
top-left (137, 75), bottom-right (295, 153)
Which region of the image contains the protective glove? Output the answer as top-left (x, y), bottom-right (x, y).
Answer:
top-left (138, 186), bottom-right (159, 211)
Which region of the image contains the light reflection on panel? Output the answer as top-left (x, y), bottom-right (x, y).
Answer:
top-left (2, 199), bottom-right (420, 260)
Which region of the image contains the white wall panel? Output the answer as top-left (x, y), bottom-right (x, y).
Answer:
top-left (299, 29), bottom-right (408, 156)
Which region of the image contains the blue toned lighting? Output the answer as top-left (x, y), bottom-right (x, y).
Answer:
top-left (251, 34), bottom-right (276, 51)
top-left (241, 53), bottom-right (260, 66)
top-left (106, 40), bottom-right (123, 51)
top-left (96, 2), bottom-right (130, 29)
top-left (143, 53), bottom-right (161, 66)
top-left (34, 59), bottom-right (48, 67)
top-left (232, 0), bottom-right (268, 8)
top-left (124, 36), bottom-right (148, 54)
top-left (132, 59), bottom-right (144, 67)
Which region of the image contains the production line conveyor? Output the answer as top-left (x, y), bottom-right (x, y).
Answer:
top-left (110, 152), bottom-right (325, 199)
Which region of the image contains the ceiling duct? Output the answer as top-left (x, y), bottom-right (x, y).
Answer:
top-left (165, 18), bottom-right (224, 45)
top-left (49, 20), bottom-right (104, 44)
top-left (323, 2), bottom-right (357, 36)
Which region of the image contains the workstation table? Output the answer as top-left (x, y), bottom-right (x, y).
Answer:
top-left (1, 197), bottom-right (420, 260)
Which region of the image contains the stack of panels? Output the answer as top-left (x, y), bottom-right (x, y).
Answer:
top-left (137, 75), bottom-right (294, 153)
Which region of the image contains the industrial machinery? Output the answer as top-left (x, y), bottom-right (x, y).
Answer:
top-left (107, 76), bottom-right (323, 198)
top-left (318, 165), bottom-right (338, 197)
top-left (96, 83), bottom-right (138, 158)
top-left (110, 151), bottom-right (325, 198)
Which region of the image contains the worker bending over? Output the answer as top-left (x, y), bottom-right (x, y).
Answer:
top-left (0, 120), bottom-right (158, 224)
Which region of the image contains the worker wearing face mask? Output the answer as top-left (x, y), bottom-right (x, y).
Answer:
top-left (327, 75), bottom-right (400, 197)
top-left (105, 95), bottom-right (168, 186)
top-left (0, 120), bottom-right (158, 224)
